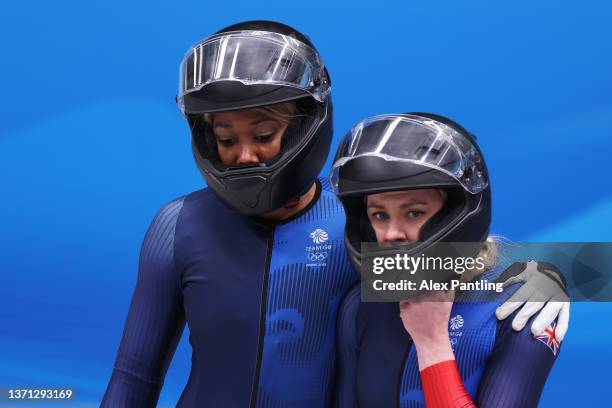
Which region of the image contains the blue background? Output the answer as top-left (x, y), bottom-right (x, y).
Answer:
top-left (1, 0), bottom-right (611, 406)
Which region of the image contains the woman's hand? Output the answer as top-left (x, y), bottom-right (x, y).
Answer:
top-left (399, 290), bottom-right (455, 370)
top-left (495, 261), bottom-right (570, 340)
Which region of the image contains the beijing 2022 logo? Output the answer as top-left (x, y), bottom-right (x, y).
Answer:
top-left (305, 228), bottom-right (332, 266)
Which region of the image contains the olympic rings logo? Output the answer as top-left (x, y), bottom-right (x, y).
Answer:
top-left (307, 252), bottom-right (328, 262)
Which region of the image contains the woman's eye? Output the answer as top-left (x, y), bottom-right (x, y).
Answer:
top-left (217, 138), bottom-right (235, 147)
top-left (371, 212), bottom-right (389, 221)
top-left (406, 210), bottom-right (424, 220)
top-left (255, 133), bottom-right (274, 143)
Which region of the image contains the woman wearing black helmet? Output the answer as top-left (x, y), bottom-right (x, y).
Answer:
top-left (331, 113), bottom-right (567, 407)
top-left (101, 21), bottom-right (358, 407)
top-left (101, 20), bottom-right (568, 407)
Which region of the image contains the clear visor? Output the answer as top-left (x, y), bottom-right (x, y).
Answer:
top-left (330, 114), bottom-right (488, 194)
top-left (178, 30), bottom-right (330, 103)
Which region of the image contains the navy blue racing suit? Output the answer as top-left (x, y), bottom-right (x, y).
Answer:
top-left (101, 179), bottom-right (357, 407)
top-left (334, 266), bottom-right (561, 408)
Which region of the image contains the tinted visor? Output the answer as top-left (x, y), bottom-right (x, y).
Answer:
top-left (330, 114), bottom-right (488, 194)
top-left (177, 30), bottom-right (330, 114)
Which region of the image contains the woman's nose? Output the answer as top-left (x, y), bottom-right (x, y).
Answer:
top-left (382, 223), bottom-right (408, 244)
top-left (235, 146), bottom-right (260, 165)
top-left (382, 221), bottom-right (419, 244)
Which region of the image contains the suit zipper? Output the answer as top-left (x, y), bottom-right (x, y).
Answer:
top-left (250, 228), bottom-right (274, 407)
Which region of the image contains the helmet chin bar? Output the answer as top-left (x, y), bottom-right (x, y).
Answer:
top-left (225, 174), bottom-right (269, 209)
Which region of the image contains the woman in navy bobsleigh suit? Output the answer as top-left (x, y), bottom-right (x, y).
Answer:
top-left (331, 113), bottom-right (568, 407)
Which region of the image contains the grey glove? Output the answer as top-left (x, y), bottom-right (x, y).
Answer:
top-left (495, 261), bottom-right (570, 341)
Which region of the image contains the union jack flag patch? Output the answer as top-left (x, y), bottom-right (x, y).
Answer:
top-left (536, 322), bottom-right (560, 356)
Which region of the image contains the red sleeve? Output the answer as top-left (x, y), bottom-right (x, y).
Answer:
top-left (420, 360), bottom-right (476, 408)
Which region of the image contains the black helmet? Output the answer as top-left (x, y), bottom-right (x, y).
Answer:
top-left (177, 20), bottom-right (333, 215)
top-left (330, 113), bottom-right (491, 270)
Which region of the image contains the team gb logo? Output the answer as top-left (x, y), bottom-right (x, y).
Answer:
top-left (450, 315), bottom-right (464, 330)
top-left (310, 229), bottom-right (329, 244)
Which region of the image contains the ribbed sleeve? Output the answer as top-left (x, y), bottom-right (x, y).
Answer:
top-left (101, 197), bottom-right (186, 408)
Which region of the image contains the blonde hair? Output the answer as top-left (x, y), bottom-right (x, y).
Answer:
top-left (203, 101), bottom-right (297, 127)
top-left (460, 235), bottom-right (499, 282)
top-left (435, 188), bottom-right (498, 282)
